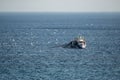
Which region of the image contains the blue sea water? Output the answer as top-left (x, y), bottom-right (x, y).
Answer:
top-left (0, 12), bottom-right (120, 80)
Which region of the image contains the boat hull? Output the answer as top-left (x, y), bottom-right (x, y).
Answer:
top-left (63, 41), bottom-right (86, 49)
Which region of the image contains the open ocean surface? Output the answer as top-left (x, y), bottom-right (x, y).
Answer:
top-left (0, 13), bottom-right (120, 80)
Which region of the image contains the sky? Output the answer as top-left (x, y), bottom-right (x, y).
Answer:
top-left (0, 0), bottom-right (120, 12)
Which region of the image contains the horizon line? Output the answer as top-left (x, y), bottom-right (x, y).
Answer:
top-left (0, 11), bottom-right (120, 13)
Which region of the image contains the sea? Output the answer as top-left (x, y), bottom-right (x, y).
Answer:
top-left (0, 12), bottom-right (120, 80)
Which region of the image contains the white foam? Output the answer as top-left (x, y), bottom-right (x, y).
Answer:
top-left (30, 42), bottom-right (34, 46)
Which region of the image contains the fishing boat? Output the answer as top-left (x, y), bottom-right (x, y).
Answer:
top-left (63, 36), bottom-right (86, 49)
